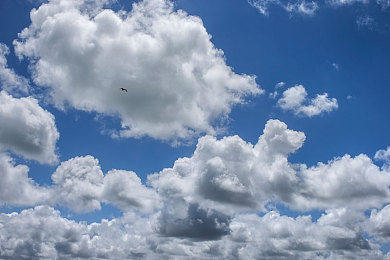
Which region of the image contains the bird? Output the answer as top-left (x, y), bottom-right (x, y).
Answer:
top-left (120, 88), bottom-right (128, 92)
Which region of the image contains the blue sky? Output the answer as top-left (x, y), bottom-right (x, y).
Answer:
top-left (1, 0), bottom-right (390, 258)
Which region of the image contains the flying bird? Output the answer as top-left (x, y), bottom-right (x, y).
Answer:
top-left (120, 88), bottom-right (128, 92)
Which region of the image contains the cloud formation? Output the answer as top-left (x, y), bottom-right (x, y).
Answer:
top-left (0, 205), bottom-right (386, 259)
top-left (0, 119), bottom-right (390, 258)
top-left (277, 85), bottom-right (338, 117)
top-left (0, 91), bottom-right (59, 164)
top-left (52, 155), bottom-right (160, 213)
top-left (14, 0), bottom-right (261, 142)
top-left (0, 152), bottom-right (53, 207)
top-left (248, 0), bottom-right (319, 16)
top-left (0, 43), bottom-right (29, 95)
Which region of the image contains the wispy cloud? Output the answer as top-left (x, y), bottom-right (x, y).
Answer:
top-left (249, 0), bottom-right (319, 16)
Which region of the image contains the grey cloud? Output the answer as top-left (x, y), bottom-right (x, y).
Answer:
top-left (0, 152), bottom-right (53, 207)
top-left (0, 91), bottom-right (59, 164)
top-left (158, 203), bottom-right (231, 240)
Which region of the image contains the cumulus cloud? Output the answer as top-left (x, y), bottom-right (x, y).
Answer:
top-left (1, 119), bottom-right (390, 257)
top-left (51, 156), bottom-right (105, 212)
top-left (14, 0), bottom-right (261, 142)
top-left (0, 91), bottom-right (59, 164)
top-left (0, 43), bottom-right (29, 95)
top-left (369, 204), bottom-right (390, 241)
top-left (0, 205), bottom-right (386, 259)
top-left (248, 0), bottom-right (319, 16)
top-left (277, 85), bottom-right (338, 117)
top-left (0, 152), bottom-right (52, 206)
top-left (52, 155), bottom-right (160, 213)
top-left (150, 119), bottom-right (390, 215)
top-left (102, 169), bottom-right (160, 213)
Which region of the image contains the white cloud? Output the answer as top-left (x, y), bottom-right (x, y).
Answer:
top-left (51, 155), bottom-right (160, 213)
top-left (356, 15), bottom-right (375, 30)
top-left (294, 154), bottom-right (390, 210)
top-left (275, 81), bottom-right (286, 89)
top-left (327, 0), bottom-right (368, 6)
top-left (51, 156), bottom-right (104, 212)
top-left (0, 119), bottom-right (390, 257)
top-left (14, 0), bottom-right (261, 142)
top-left (249, 0), bottom-right (319, 16)
top-left (375, 146), bottom-right (390, 170)
top-left (285, 1), bottom-right (319, 16)
top-left (0, 91), bottom-right (59, 164)
top-left (150, 119), bottom-right (390, 216)
top-left (277, 85), bottom-right (338, 117)
top-left (369, 204), bottom-right (390, 241)
top-left (0, 205), bottom-right (386, 259)
top-left (0, 152), bottom-right (52, 206)
top-left (102, 169), bottom-right (160, 213)
top-left (269, 81), bottom-right (286, 99)
top-left (332, 62), bottom-right (339, 71)
top-left (377, 0), bottom-right (390, 9)
top-left (0, 43), bottom-right (29, 95)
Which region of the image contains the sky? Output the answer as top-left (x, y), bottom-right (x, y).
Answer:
top-left (0, 0), bottom-right (390, 258)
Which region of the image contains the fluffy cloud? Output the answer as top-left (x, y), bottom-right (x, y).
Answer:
top-left (0, 152), bottom-right (52, 206)
top-left (277, 85), bottom-right (338, 117)
top-left (0, 91), bottom-right (59, 164)
top-left (51, 156), bottom-right (104, 212)
top-left (295, 154), bottom-right (390, 210)
top-left (52, 155), bottom-right (160, 213)
top-left (14, 0), bottom-right (261, 142)
top-left (369, 204), bottom-right (390, 241)
top-left (248, 0), bottom-right (319, 16)
top-left (1, 119), bottom-right (390, 257)
top-left (0, 43), bottom-right (29, 95)
top-left (102, 169), bottom-right (160, 213)
top-left (150, 119), bottom-right (390, 216)
top-left (0, 205), bottom-right (386, 259)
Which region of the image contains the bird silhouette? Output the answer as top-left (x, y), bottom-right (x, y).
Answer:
top-left (120, 88), bottom-right (128, 92)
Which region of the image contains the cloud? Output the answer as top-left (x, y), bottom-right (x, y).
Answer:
top-left (285, 1), bottom-right (319, 16)
top-left (269, 81), bottom-right (286, 99)
top-left (14, 0), bottom-right (261, 142)
top-left (356, 15), bottom-right (375, 30)
top-left (52, 155), bottom-right (160, 213)
top-left (332, 63), bottom-right (339, 71)
top-left (377, 0), bottom-right (390, 9)
top-left (327, 0), bottom-right (368, 6)
top-left (150, 119), bottom-right (390, 215)
top-left (369, 204), bottom-right (390, 241)
top-left (375, 146), bottom-right (390, 170)
top-left (51, 156), bottom-right (105, 212)
top-left (0, 152), bottom-right (52, 206)
top-left (0, 91), bottom-right (59, 164)
top-left (0, 205), bottom-right (386, 259)
top-left (248, 0), bottom-right (319, 16)
top-left (294, 154), bottom-right (390, 210)
top-left (1, 119), bottom-right (390, 257)
top-left (102, 169), bottom-right (160, 213)
top-left (277, 85), bottom-right (338, 117)
top-left (0, 43), bottom-right (29, 95)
